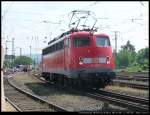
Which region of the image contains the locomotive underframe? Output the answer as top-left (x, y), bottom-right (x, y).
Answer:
top-left (42, 68), bottom-right (115, 88)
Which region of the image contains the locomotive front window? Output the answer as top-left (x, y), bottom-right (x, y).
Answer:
top-left (96, 36), bottom-right (110, 47)
top-left (74, 37), bottom-right (90, 47)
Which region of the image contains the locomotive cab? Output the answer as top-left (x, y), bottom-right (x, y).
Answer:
top-left (67, 32), bottom-right (116, 88)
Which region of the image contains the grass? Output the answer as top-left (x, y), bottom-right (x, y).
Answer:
top-left (13, 72), bottom-right (39, 83)
top-left (105, 85), bottom-right (149, 98)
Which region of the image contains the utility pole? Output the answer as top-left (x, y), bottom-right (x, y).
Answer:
top-left (5, 41), bottom-right (8, 57)
top-left (112, 31), bottom-right (120, 67)
top-left (15, 47), bottom-right (22, 57)
top-left (112, 31), bottom-right (119, 55)
top-left (20, 48), bottom-right (22, 57)
top-left (12, 38), bottom-right (15, 67)
top-left (5, 45), bottom-right (8, 61)
top-left (29, 45), bottom-right (31, 58)
top-left (6, 36), bottom-right (9, 56)
top-left (114, 31), bottom-right (117, 54)
top-left (6, 40), bottom-right (12, 68)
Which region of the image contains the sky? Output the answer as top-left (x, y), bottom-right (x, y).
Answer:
top-left (1, 1), bottom-right (149, 56)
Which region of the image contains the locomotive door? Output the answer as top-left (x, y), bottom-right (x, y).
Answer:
top-left (64, 37), bottom-right (70, 70)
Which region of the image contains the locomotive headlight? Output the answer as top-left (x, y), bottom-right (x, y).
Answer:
top-left (106, 56), bottom-right (110, 64)
top-left (99, 56), bottom-right (110, 64)
top-left (79, 57), bottom-right (93, 64)
top-left (79, 61), bottom-right (83, 65)
top-left (79, 57), bottom-right (83, 65)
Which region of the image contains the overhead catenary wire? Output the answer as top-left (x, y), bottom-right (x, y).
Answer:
top-left (3, 2), bottom-right (148, 55)
top-left (2, 2), bottom-right (14, 42)
top-left (7, 10), bottom-right (69, 22)
top-left (80, 2), bottom-right (99, 10)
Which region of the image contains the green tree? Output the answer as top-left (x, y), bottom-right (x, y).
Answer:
top-left (121, 40), bottom-right (136, 54)
top-left (116, 40), bottom-right (136, 68)
top-left (117, 49), bottom-right (133, 67)
top-left (136, 47), bottom-right (149, 70)
top-left (14, 56), bottom-right (32, 66)
top-left (3, 61), bottom-right (11, 68)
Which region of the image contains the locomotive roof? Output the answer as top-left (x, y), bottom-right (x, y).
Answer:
top-left (94, 33), bottom-right (109, 37)
top-left (71, 31), bottom-right (109, 37)
top-left (43, 29), bottom-right (109, 50)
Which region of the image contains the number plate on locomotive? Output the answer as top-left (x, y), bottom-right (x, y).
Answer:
top-left (83, 58), bottom-right (92, 63)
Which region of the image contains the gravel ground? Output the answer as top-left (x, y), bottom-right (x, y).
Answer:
top-left (9, 72), bottom-right (127, 112)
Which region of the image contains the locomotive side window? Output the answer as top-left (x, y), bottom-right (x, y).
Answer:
top-left (50, 46), bottom-right (52, 53)
top-left (56, 42), bottom-right (59, 51)
top-left (73, 37), bottom-right (90, 47)
top-left (60, 40), bottom-right (64, 49)
top-left (52, 45), bottom-right (55, 52)
top-left (96, 36), bottom-right (110, 47)
top-left (42, 40), bottom-right (64, 55)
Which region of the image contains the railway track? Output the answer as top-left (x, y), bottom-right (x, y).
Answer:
top-left (97, 89), bottom-right (149, 105)
top-left (4, 77), bottom-right (69, 112)
top-left (83, 90), bottom-right (149, 112)
top-left (34, 74), bottom-right (149, 112)
top-left (116, 74), bottom-right (149, 82)
top-left (113, 79), bottom-right (149, 90)
top-left (5, 97), bottom-right (21, 111)
top-left (116, 72), bottom-right (149, 76)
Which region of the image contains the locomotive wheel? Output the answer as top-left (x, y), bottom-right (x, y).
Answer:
top-left (74, 80), bottom-right (78, 86)
top-left (65, 79), bottom-right (69, 86)
top-left (44, 77), bottom-right (48, 81)
top-left (68, 79), bottom-right (73, 88)
top-left (57, 77), bottom-right (62, 88)
top-left (81, 80), bottom-right (87, 89)
top-left (100, 81), bottom-right (106, 88)
top-left (61, 78), bottom-right (65, 87)
top-left (63, 78), bottom-right (67, 87)
top-left (92, 80), bottom-right (100, 89)
top-left (76, 80), bottom-right (82, 89)
top-left (109, 79), bottom-right (113, 85)
top-left (88, 82), bottom-right (93, 89)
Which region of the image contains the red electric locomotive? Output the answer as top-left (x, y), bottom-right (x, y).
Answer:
top-left (42, 28), bottom-right (115, 88)
top-left (42, 10), bottom-right (115, 89)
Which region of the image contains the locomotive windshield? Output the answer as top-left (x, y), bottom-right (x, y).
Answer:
top-left (74, 37), bottom-right (90, 47)
top-left (96, 36), bottom-right (110, 47)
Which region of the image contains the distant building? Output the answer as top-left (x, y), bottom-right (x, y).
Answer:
top-left (17, 64), bottom-right (32, 71)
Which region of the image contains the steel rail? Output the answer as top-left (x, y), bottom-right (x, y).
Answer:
top-left (97, 89), bottom-right (149, 105)
top-left (5, 97), bottom-right (22, 112)
top-left (84, 91), bottom-right (149, 112)
top-left (116, 75), bottom-right (148, 81)
top-left (6, 78), bottom-right (69, 112)
top-left (113, 79), bottom-right (149, 89)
